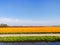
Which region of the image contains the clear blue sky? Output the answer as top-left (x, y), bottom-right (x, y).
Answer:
top-left (0, 0), bottom-right (60, 26)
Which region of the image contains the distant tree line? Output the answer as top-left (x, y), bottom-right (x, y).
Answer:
top-left (0, 24), bottom-right (8, 27)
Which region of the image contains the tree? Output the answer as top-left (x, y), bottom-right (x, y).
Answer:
top-left (0, 24), bottom-right (8, 27)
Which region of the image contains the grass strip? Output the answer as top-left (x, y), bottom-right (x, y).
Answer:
top-left (0, 36), bottom-right (60, 42)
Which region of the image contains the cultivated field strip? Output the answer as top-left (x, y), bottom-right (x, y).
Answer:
top-left (0, 34), bottom-right (60, 37)
top-left (0, 27), bottom-right (60, 33)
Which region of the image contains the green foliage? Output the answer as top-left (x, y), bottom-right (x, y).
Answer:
top-left (0, 36), bottom-right (60, 42)
top-left (0, 24), bottom-right (8, 27)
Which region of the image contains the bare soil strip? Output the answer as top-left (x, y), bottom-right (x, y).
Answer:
top-left (0, 34), bottom-right (60, 37)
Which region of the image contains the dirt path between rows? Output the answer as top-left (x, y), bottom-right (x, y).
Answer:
top-left (0, 34), bottom-right (60, 37)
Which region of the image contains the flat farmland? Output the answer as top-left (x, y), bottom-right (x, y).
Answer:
top-left (0, 26), bottom-right (60, 33)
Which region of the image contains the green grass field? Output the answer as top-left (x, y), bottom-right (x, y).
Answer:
top-left (0, 36), bottom-right (60, 42)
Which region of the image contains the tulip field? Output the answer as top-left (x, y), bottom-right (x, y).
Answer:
top-left (0, 26), bottom-right (60, 33)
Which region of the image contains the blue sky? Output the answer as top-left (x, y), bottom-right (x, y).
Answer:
top-left (0, 0), bottom-right (60, 26)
